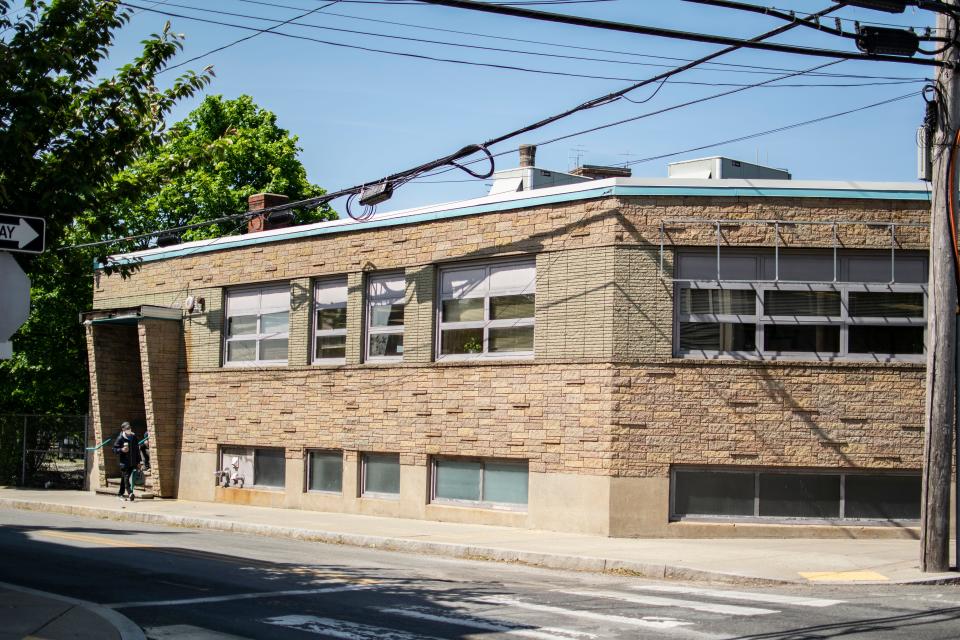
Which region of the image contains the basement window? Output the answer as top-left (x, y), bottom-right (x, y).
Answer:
top-left (220, 446), bottom-right (286, 490)
top-left (431, 457), bottom-right (528, 510)
top-left (437, 259), bottom-right (536, 360)
top-left (671, 467), bottom-right (920, 523)
top-left (224, 285), bottom-right (290, 366)
top-left (307, 450), bottom-right (343, 494)
top-left (361, 453), bottom-right (400, 498)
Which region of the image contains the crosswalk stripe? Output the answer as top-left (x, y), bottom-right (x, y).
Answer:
top-left (628, 584), bottom-right (844, 608)
top-left (263, 615), bottom-right (438, 640)
top-left (106, 584), bottom-right (370, 608)
top-left (558, 589), bottom-right (778, 616)
top-left (478, 595), bottom-right (723, 636)
top-left (380, 606), bottom-right (596, 640)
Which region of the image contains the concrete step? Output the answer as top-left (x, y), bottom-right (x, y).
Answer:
top-left (95, 486), bottom-right (156, 500)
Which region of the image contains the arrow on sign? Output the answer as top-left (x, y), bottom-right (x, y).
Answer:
top-left (0, 219), bottom-right (40, 248)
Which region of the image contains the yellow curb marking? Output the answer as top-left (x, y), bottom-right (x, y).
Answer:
top-left (32, 530), bottom-right (381, 585)
top-left (799, 570), bottom-right (890, 582)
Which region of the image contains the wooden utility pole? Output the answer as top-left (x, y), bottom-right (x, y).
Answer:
top-left (922, 0), bottom-right (959, 574)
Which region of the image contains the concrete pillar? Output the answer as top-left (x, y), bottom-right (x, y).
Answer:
top-left (289, 277), bottom-right (313, 366)
top-left (346, 272), bottom-right (364, 365)
top-left (403, 265), bottom-right (435, 364)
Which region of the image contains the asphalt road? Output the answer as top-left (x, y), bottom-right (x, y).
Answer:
top-left (1, 508), bottom-right (960, 640)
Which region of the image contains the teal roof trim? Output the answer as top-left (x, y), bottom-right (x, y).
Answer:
top-left (101, 183), bottom-right (930, 268)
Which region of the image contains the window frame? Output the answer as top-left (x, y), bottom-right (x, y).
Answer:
top-left (219, 446), bottom-right (286, 490)
top-left (313, 276), bottom-right (348, 366)
top-left (430, 456), bottom-right (529, 511)
top-left (436, 258), bottom-right (536, 361)
top-left (365, 272), bottom-right (406, 363)
top-left (360, 452), bottom-right (401, 500)
top-left (674, 250), bottom-right (927, 363)
top-left (305, 449), bottom-right (344, 494)
top-left (669, 466), bottom-right (921, 524)
top-left (223, 284), bottom-right (290, 367)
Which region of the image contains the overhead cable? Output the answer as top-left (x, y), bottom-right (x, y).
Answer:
top-left (413, 0), bottom-right (948, 67)
top-left (70, 3), bottom-right (851, 249)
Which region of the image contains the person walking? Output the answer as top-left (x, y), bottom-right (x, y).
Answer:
top-left (112, 422), bottom-right (141, 501)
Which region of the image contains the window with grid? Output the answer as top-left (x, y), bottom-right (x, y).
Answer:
top-left (314, 277), bottom-right (347, 364)
top-left (366, 273), bottom-right (405, 361)
top-left (675, 250), bottom-right (926, 362)
top-left (224, 285), bottom-right (289, 366)
top-left (438, 260), bottom-right (535, 359)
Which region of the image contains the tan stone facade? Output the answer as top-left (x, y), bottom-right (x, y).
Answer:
top-left (85, 184), bottom-right (932, 537)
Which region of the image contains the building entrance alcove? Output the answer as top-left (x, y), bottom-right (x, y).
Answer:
top-left (84, 306), bottom-right (184, 498)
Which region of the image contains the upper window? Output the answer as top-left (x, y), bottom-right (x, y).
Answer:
top-left (366, 273), bottom-right (405, 362)
top-left (438, 260), bottom-right (536, 359)
top-left (314, 278), bottom-right (347, 365)
top-left (675, 250), bottom-right (927, 362)
top-left (224, 285), bottom-right (289, 366)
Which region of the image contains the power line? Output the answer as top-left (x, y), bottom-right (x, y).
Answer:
top-left (414, 0), bottom-right (948, 68)
top-left (127, 0), bottom-right (928, 87)
top-left (68, 3), bottom-right (850, 250)
top-left (231, 0), bottom-right (927, 80)
top-left (159, 0), bottom-right (343, 73)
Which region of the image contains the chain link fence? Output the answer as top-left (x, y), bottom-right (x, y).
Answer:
top-left (0, 414), bottom-right (89, 489)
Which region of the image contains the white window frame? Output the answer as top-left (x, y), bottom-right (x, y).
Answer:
top-left (360, 453), bottom-right (400, 500)
top-left (365, 272), bottom-right (405, 363)
top-left (430, 456), bottom-right (529, 511)
top-left (223, 284), bottom-right (290, 367)
top-left (675, 251), bottom-right (927, 363)
top-left (313, 277), bottom-right (348, 365)
top-left (305, 449), bottom-right (344, 494)
top-left (437, 259), bottom-right (536, 361)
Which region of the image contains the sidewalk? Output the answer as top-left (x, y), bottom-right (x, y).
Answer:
top-left (1, 488), bottom-right (957, 586)
top-left (0, 580), bottom-right (143, 640)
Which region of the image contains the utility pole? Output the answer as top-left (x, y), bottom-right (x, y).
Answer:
top-left (922, 0), bottom-right (959, 574)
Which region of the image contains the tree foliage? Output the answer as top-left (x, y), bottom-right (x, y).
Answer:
top-left (0, 0), bottom-right (213, 249)
top-left (101, 94), bottom-right (334, 245)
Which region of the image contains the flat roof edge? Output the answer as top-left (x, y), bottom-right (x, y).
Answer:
top-left (102, 179), bottom-right (930, 268)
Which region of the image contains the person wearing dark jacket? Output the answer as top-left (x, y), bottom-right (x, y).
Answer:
top-left (112, 422), bottom-right (141, 501)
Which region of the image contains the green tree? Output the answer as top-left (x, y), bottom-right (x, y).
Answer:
top-left (103, 94), bottom-right (335, 245)
top-left (0, 0), bottom-right (213, 249)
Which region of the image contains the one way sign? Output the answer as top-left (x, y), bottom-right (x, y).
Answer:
top-left (0, 213), bottom-right (45, 254)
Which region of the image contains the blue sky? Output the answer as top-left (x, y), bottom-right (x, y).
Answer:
top-left (102, 1), bottom-right (940, 215)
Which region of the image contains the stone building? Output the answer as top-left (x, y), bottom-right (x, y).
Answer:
top-left (84, 156), bottom-right (931, 538)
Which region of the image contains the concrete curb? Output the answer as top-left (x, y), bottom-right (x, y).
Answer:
top-left (5, 497), bottom-right (959, 587)
top-left (0, 579), bottom-right (145, 640)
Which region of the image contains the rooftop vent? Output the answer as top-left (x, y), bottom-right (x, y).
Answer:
top-left (570, 164), bottom-right (632, 180)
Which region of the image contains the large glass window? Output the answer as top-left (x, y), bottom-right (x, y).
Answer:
top-left (675, 251), bottom-right (926, 361)
top-left (432, 458), bottom-right (528, 508)
top-left (314, 278), bottom-right (347, 364)
top-left (224, 285), bottom-right (290, 366)
top-left (438, 260), bottom-right (535, 359)
top-left (219, 447), bottom-right (285, 489)
top-left (362, 453), bottom-right (400, 497)
top-left (366, 273), bottom-right (405, 361)
top-left (307, 450), bottom-right (343, 493)
top-left (672, 468), bottom-right (920, 522)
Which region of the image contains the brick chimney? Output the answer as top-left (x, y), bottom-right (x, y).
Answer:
top-left (247, 193), bottom-right (291, 233)
top-left (519, 144), bottom-right (536, 168)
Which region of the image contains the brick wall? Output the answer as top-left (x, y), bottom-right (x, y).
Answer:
top-left (86, 324), bottom-right (146, 486)
top-left (138, 319), bottom-right (184, 497)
